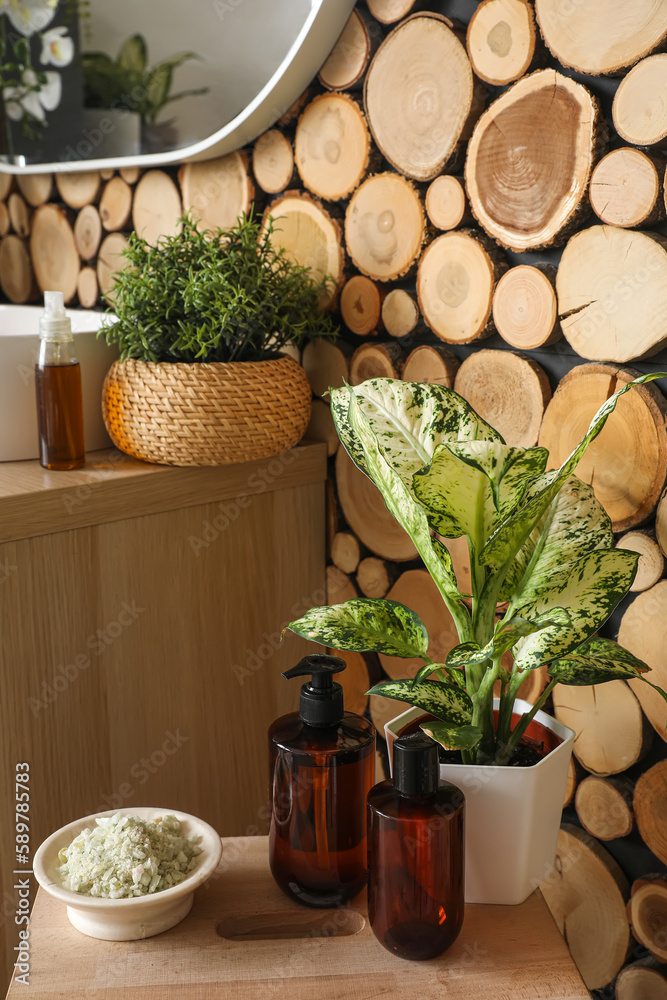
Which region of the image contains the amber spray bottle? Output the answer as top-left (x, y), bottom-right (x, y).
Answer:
top-left (268, 654), bottom-right (375, 907)
top-left (35, 291), bottom-right (85, 470)
top-left (367, 732), bottom-right (465, 960)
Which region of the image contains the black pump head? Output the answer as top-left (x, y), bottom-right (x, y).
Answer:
top-left (282, 654), bottom-right (347, 727)
top-left (393, 732), bottom-right (439, 797)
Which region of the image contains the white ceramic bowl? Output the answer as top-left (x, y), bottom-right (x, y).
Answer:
top-left (34, 806), bottom-right (222, 940)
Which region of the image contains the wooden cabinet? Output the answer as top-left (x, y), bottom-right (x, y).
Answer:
top-left (0, 443), bottom-right (326, 988)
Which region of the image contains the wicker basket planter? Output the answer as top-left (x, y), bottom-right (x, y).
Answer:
top-left (102, 356), bottom-right (312, 466)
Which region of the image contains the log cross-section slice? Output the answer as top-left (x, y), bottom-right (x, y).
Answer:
top-left (179, 152), bottom-right (253, 231)
top-left (364, 13), bottom-right (481, 181)
top-left (540, 825), bottom-right (630, 991)
top-left (8, 193), bottom-right (30, 238)
top-left (613, 55), bottom-right (667, 147)
top-left (465, 69), bottom-right (600, 252)
top-left (263, 192), bottom-right (344, 308)
top-left (402, 344), bottom-right (459, 387)
top-left (629, 874), bottom-right (667, 962)
top-left (492, 264), bottom-right (560, 349)
top-left (382, 288), bottom-right (420, 339)
top-left (98, 176), bottom-right (133, 232)
top-left (340, 275), bottom-right (382, 337)
top-left (76, 266), bottom-right (98, 309)
top-left (657, 490), bottom-right (667, 555)
top-left (538, 364), bottom-right (667, 531)
top-left (357, 557), bottom-right (398, 599)
top-left (557, 226), bottom-right (667, 361)
top-left (0, 235), bottom-right (36, 304)
top-left (74, 204), bottom-right (102, 261)
top-left (252, 130), bottom-right (295, 195)
top-left (318, 8), bottom-right (377, 92)
top-left (467, 0), bottom-right (541, 87)
top-left (454, 349), bottom-right (551, 447)
top-left (55, 170), bottom-right (101, 210)
top-left (367, 0), bottom-right (425, 24)
top-left (29, 204), bottom-right (80, 303)
top-left (634, 762), bottom-right (667, 867)
top-left (616, 959), bottom-right (667, 1000)
top-left (132, 170), bottom-right (182, 246)
top-left (336, 447), bottom-right (418, 562)
top-left (552, 680), bottom-right (652, 775)
top-left (349, 342), bottom-right (403, 384)
top-left (379, 569), bottom-right (459, 679)
top-left (619, 581), bottom-right (667, 742)
top-left (575, 775), bottom-right (634, 841)
top-left (295, 93), bottom-right (373, 202)
top-left (616, 530), bottom-right (664, 592)
top-left (304, 398), bottom-right (339, 457)
top-left (97, 232), bottom-right (129, 303)
top-left (590, 148), bottom-right (666, 228)
top-left (417, 229), bottom-right (507, 343)
top-left (534, 0), bottom-right (667, 76)
top-left (331, 531), bottom-right (362, 576)
top-left (16, 172), bottom-right (52, 207)
top-left (345, 172), bottom-right (425, 282)
top-left (425, 176), bottom-right (473, 231)
top-left (301, 338), bottom-right (351, 398)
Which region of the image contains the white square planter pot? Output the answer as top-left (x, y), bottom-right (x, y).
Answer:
top-left (385, 699), bottom-right (574, 905)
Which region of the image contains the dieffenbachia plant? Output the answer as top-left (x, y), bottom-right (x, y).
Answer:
top-left (286, 375), bottom-right (667, 765)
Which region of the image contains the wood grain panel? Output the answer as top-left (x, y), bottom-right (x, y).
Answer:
top-left (0, 473), bottom-right (325, 991)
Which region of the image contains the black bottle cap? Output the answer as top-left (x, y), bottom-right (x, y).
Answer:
top-left (282, 654), bottom-right (346, 727)
top-left (393, 732), bottom-right (439, 797)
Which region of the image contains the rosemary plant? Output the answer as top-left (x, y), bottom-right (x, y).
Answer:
top-left (101, 211), bottom-right (338, 364)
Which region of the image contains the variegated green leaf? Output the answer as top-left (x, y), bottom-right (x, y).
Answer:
top-left (329, 379), bottom-right (502, 490)
top-left (480, 372), bottom-right (667, 576)
top-left (412, 442), bottom-right (548, 546)
top-left (412, 662), bottom-right (464, 686)
top-left (286, 598), bottom-right (428, 658)
top-left (548, 639), bottom-right (650, 684)
top-left (505, 478), bottom-right (614, 605)
top-left (420, 721), bottom-right (483, 752)
top-left (512, 549), bottom-right (639, 671)
top-left (345, 392), bottom-right (471, 638)
top-left (368, 679), bottom-right (473, 726)
top-left (447, 610), bottom-right (571, 669)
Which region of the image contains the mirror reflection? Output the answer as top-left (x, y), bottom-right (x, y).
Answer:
top-left (0, 0), bottom-right (316, 167)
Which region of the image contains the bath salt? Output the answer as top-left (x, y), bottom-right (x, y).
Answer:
top-left (57, 813), bottom-right (202, 898)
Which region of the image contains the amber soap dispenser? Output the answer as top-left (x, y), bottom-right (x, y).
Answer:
top-left (35, 291), bottom-right (85, 470)
top-left (268, 654), bottom-right (375, 907)
top-left (367, 732), bottom-right (465, 960)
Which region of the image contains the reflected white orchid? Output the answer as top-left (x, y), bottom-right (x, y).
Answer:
top-left (0, 0), bottom-right (57, 37)
top-left (40, 25), bottom-right (73, 66)
top-left (0, 0), bottom-right (76, 147)
top-left (3, 67), bottom-right (61, 121)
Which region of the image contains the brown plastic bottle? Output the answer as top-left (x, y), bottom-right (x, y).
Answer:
top-left (367, 732), bottom-right (465, 960)
top-left (268, 654), bottom-right (375, 908)
top-left (35, 291), bottom-right (85, 470)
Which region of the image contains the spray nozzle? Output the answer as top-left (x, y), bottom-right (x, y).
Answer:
top-left (40, 290), bottom-right (72, 341)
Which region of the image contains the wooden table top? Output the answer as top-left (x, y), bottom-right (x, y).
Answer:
top-left (7, 836), bottom-right (590, 999)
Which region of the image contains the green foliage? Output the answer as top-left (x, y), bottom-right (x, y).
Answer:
top-left (101, 211), bottom-right (338, 364)
top-left (287, 373), bottom-right (667, 765)
top-left (82, 33), bottom-right (208, 125)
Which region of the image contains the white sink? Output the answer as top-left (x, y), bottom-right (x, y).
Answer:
top-left (0, 305), bottom-right (119, 462)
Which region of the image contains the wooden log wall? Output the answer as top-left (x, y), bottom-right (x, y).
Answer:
top-left (4, 1), bottom-right (667, 994)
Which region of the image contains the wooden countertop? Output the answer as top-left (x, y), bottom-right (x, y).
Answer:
top-left (6, 836), bottom-right (590, 999)
top-left (0, 442), bottom-right (327, 542)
